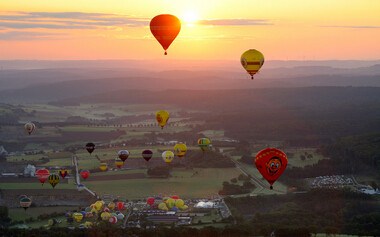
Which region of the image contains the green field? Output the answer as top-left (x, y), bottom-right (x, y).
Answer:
top-left (286, 148), bottom-right (326, 168)
top-left (9, 206), bottom-right (77, 222)
top-left (0, 182), bottom-right (75, 190)
top-left (84, 168), bottom-right (242, 199)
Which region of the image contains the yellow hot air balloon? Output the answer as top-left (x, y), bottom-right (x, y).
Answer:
top-left (24, 122), bottom-right (36, 135)
top-left (156, 110), bottom-right (169, 129)
top-left (99, 163), bottom-right (108, 172)
top-left (166, 198), bottom-right (175, 209)
top-left (100, 211), bottom-right (111, 221)
top-left (158, 202), bottom-right (168, 211)
top-left (198, 138), bottom-right (211, 152)
top-left (72, 212), bottom-right (84, 223)
top-left (162, 151), bottom-right (174, 163)
top-left (84, 221), bottom-right (93, 228)
top-left (174, 143), bottom-right (187, 158)
top-left (94, 201), bottom-right (103, 211)
top-left (175, 199), bottom-right (185, 208)
top-left (115, 159), bottom-right (124, 169)
top-left (241, 49), bottom-right (265, 80)
top-left (48, 174), bottom-right (60, 188)
top-left (180, 205), bottom-right (188, 210)
top-left (108, 202), bottom-right (116, 210)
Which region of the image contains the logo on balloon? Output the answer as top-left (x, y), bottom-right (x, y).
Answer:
top-left (266, 157), bottom-right (282, 176)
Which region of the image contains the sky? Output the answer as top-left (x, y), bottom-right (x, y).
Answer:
top-left (0, 0), bottom-right (379, 60)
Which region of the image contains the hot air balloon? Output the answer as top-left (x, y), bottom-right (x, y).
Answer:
top-left (109, 216), bottom-right (118, 224)
top-left (85, 142), bottom-right (95, 154)
top-left (116, 213), bottom-right (125, 220)
top-left (99, 163), bottom-right (108, 172)
top-left (118, 150), bottom-right (130, 162)
top-left (166, 198), bottom-right (176, 209)
top-left (115, 159), bottom-right (124, 169)
top-left (24, 122), bottom-right (36, 135)
top-left (59, 169), bottom-right (68, 179)
top-left (150, 14), bottom-right (181, 55)
top-left (171, 195), bottom-right (179, 200)
top-left (100, 212), bottom-right (111, 221)
top-left (255, 147), bottom-right (288, 190)
top-left (116, 201), bottom-right (125, 211)
top-left (156, 110), bottom-right (169, 129)
top-left (48, 174), bottom-right (60, 188)
top-left (94, 201), bottom-right (104, 212)
top-left (80, 170), bottom-right (90, 180)
top-left (174, 143), bottom-right (187, 158)
top-left (142, 149), bottom-right (153, 161)
top-left (158, 202), bottom-right (168, 211)
top-left (146, 197), bottom-right (155, 206)
top-left (241, 49), bottom-right (265, 80)
top-left (72, 212), bottom-right (83, 223)
top-left (175, 199), bottom-right (185, 208)
top-left (162, 150), bottom-right (174, 163)
top-left (35, 168), bottom-right (50, 185)
top-left (108, 202), bottom-right (116, 210)
top-left (198, 138), bottom-right (211, 152)
top-left (20, 197), bottom-right (32, 210)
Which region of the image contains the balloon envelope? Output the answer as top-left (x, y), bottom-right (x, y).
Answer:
top-left (142, 149), bottom-right (153, 161)
top-left (115, 159), bottom-right (124, 169)
top-left (162, 150), bottom-right (174, 163)
top-left (85, 142), bottom-right (95, 154)
top-left (156, 110), bottom-right (170, 129)
top-left (20, 197), bottom-right (32, 210)
top-left (72, 212), bottom-right (83, 222)
top-left (254, 147), bottom-right (288, 189)
top-left (80, 170), bottom-right (90, 180)
top-left (59, 169), bottom-right (68, 179)
top-left (150, 14), bottom-right (181, 55)
top-left (48, 174), bottom-right (60, 188)
top-left (118, 150), bottom-right (130, 162)
top-left (241, 49), bottom-right (265, 79)
top-left (99, 163), bottom-right (108, 172)
top-left (35, 168), bottom-right (50, 185)
top-left (174, 143), bottom-right (187, 158)
top-left (147, 197), bottom-right (155, 206)
top-left (198, 138), bottom-right (211, 151)
top-left (24, 122), bottom-right (36, 135)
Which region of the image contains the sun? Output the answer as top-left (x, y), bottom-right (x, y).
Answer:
top-left (182, 11), bottom-right (199, 26)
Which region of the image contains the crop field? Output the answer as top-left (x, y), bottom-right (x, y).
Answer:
top-left (84, 168), bottom-right (242, 200)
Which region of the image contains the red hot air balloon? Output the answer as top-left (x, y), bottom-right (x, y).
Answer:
top-left (142, 149), bottom-right (153, 162)
top-left (171, 195), bottom-right (179, 200)
top-left (150, 14), bottom-right (181, 55)
top-left (59, 169), bottom-right (68, 179)
top-left (35, 168), bottom-right (50, 185)
top-left (146, 197), bottom-right (155, 206)
top-left (80, 170), bottom-right (90, 180)
top-left (116, 202), bottom-right (125, 211)
top-left (254, 148), bottom-right (288, 190)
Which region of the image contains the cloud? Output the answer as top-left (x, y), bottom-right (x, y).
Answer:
top-left (0, 31), bottom-right (62, 40)
top-left (198, 19), bottom-right (272, 26)
top-left (320, 25), bottom-right (380, 29)
top-left (0, 11), bottom-right (149, 30)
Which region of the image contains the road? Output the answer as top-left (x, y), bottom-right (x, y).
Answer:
top-left (226, 153), bottom-right (286, 195)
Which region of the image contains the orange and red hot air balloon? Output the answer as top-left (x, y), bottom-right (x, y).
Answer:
top-left (150, 14), bottom-right (181, 55)
top-left (254, 148), bottom-right (288, 190)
